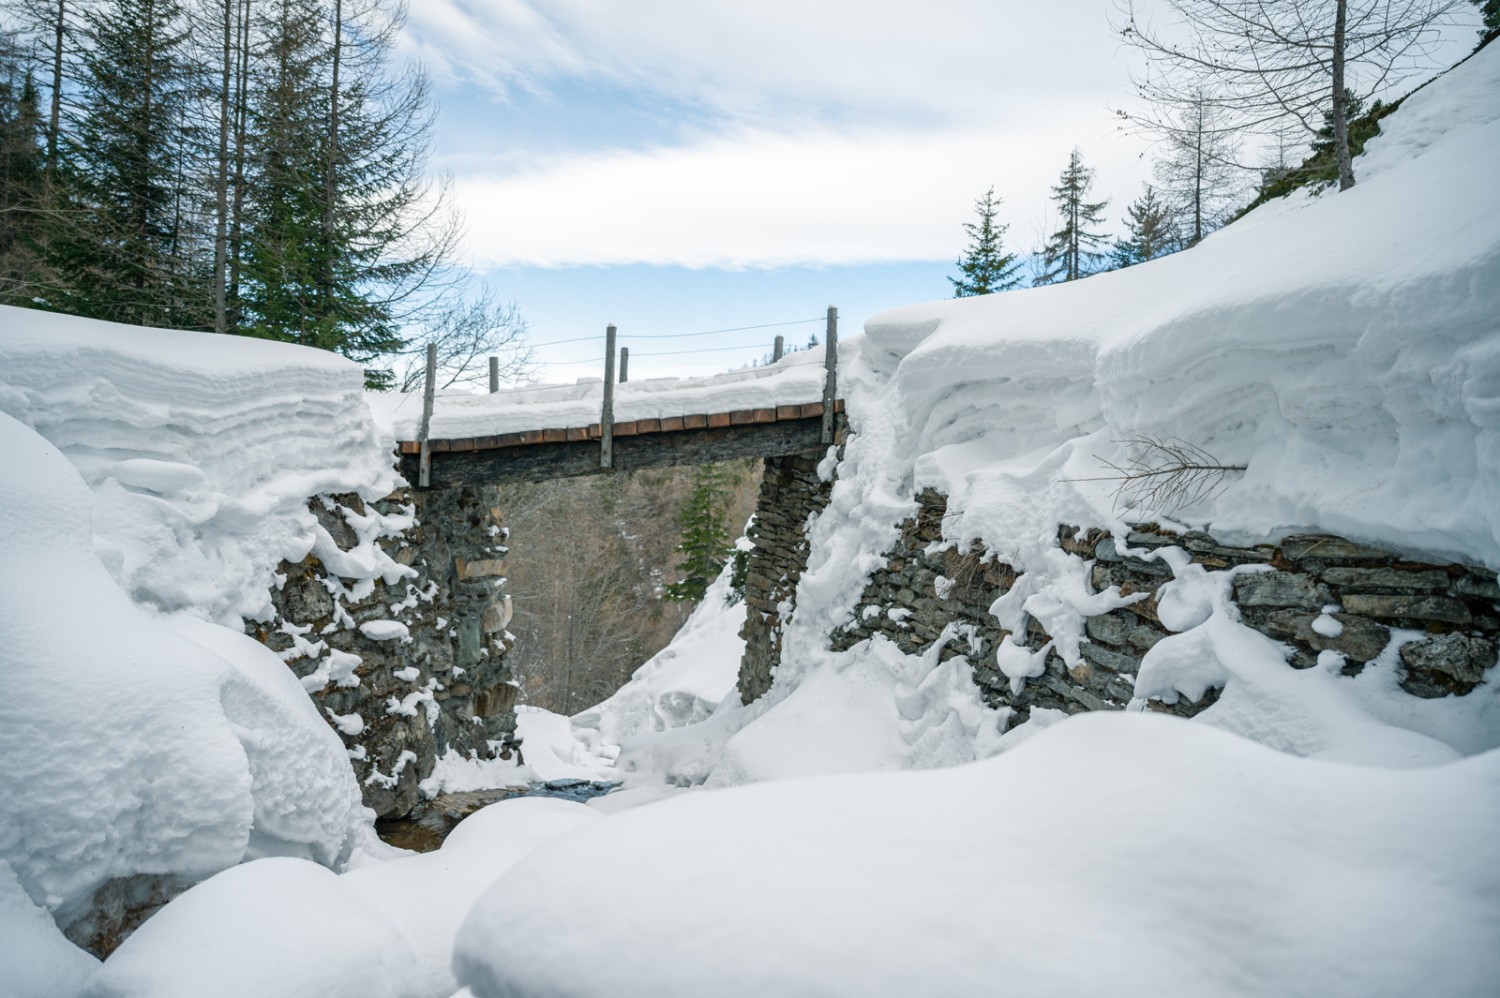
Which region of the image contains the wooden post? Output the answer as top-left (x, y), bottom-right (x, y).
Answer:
top-left (601, 325), bottom-right (617, 469)
top-left (821, 306), bottom-right (837, 444)
top-left (418, 342), bottom-right (437, 487)
top-left (488, 355), bottom-right (499, 393)
top-left (772, 335), bottom-right (784, 364)
top-left (619, 347), bottom-right (629, 383)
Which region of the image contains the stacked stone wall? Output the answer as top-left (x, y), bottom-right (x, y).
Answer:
top-left (831, 489), bottom-right (1499, 726)
top-left (737, 453), bottom-right (835, 703)
top-left (250, 485), bottom-right (519, 818)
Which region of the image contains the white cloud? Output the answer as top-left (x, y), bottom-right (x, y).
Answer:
top-left (455, 120), bottom-right (1152, 269)
top-left (402, 0), bottom-right (1131, 125)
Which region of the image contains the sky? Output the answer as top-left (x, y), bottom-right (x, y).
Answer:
top-left (394, 0), bottom-right (1482, 382)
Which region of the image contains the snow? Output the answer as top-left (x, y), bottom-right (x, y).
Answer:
top-left (368, 345), bottom-right (834, 442)
top-left (453, 712), bottom-right (1500, 998)
top-left (572, 565), bottom-right (747, 783)
top-left (84, 799), bottom-right (597, 998)
top-left (0, 306), bottom-right (402, 627)
top-left (0, 861), bottom-right (98, 998)
top-left (0, 413), bottom-right (367, 943)
top-left (360, 620), bottom-right (411, 642)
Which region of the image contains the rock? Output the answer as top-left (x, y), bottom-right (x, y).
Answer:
top-left (1084, 614), bottom-right (1130, 647)
top-left (1399, 633), bottom-right (1497, 698)
top-left (455, 556), bottom-right (507, 580)
top-left (1232, 571), bottom-right (1332, 609)
top-left (1319, 567), bottom-right (1449, 592)
top-left (1278, 535), bottom-right (1393, 562)
top-left (1454, 572), bottom-right (1500, 600)
top-left (1340, 594), bottom-right (1472, 625)
top-left (1264, 610), bottom-right (1390, 663)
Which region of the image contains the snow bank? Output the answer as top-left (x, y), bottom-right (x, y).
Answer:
top-left (454, 712), bottom-right (1500, 998)
top-left (0, 306), bottom-right (401, 626)
top-left (0, 412), bottom-right (365, 937)
top-left (85, 799), bottom-right (597, 998)
top-left (869, 45), bottom-right (1500, 569)
top-left (0, 861), bottom-right (98, 998)
top-left (572, 563), bottom-right (747, 783)
top-left (369, 345), bottom-right (834, 442)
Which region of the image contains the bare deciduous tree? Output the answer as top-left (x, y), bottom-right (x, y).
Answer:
top-left (1116, 0), bottom-right (1468, 190)
top-left (394, 285), bottom-right (532, 392)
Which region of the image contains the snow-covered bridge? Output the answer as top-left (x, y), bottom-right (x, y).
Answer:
top-left (389, 322), bottom-right (844, 489)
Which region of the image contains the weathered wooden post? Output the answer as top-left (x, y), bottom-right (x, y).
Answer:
top-left (418, 342), bottom-right (437, 487)
top-left (488, 355), bottom-right (499, 393)
top-left (619, 346), bottom-right (629, 383)
top-left (772, 335), bottom-right (784, 364)
top-left (821, 306), bottom-right (837, 444)
top-left (601, 324), bottom-right (617, 469)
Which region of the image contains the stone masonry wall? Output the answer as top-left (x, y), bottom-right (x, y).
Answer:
top-left (249, 485), bottom-right (519, 818)
top-left (831, 489), bottom-right (1499, 727)
top-left (737, 453), bottom-right (836, 703)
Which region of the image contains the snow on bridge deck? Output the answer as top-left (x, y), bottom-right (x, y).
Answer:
top-left (378, 348), bottom-right (845, 487)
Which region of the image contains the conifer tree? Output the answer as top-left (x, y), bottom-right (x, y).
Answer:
top-left (949, 186), bottom-right (1021, 297)
top-left (0, 41), bottom-right (50, 303)
top-left (47, 0), bottom-right (210, 327)
top-left (1111, 184), bottom-right (1180, 268)
top-left (666, 463), bottom-right (734, 603)
top-left (1038, 149), bottom-right (1109, 284)
top-left (240, 0), bottom-right (455, 385)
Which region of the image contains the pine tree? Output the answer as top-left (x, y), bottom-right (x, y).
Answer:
top-left (47, 0), bottom-right (210, 327)
top-left (1038, 149), bottom-right (1109, 284)
top-left (1111, 184), bottom-right (1179, 269)
top-left (949, 187), bottom-right (1021, 297)
top-left (666, 463), bottom-right (734, 603)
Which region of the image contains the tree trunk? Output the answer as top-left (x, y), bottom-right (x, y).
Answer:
top-left (213, 0), bottom-right (231, 334)
top-left (1332, 0), bottom-right (1355, 190)
top-left (228, 0), bottom-right (249, 332)
top-left (46, 0), bottom-right (64, 171)
top-left (321, 0), bottom-right (342, 324)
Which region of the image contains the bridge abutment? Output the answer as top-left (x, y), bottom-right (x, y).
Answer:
top-left (737, 452), bottom-right (836, 703)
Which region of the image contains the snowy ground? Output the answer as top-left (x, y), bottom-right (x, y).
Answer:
top-left (2, 40), bottom-right (1498, 998)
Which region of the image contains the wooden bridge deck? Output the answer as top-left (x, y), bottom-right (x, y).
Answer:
top-left (397, 399), bottom-right (845, 488)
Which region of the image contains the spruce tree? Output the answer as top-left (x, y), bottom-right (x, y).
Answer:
top-left (1111, 184), bottom-right (1179, 269)
top-left (1038, 149), bottom-right (1109, 284)
top-left (949, 187), bottom-right (1021, 297)
top-left (240, 0), bottom-right (453, 384)
top-left (666, 463), bottom-right (734, 603)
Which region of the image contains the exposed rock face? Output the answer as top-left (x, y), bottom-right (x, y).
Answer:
top-left (737, 453), bottom-right (836, 703)
top-left (819, 489), bottom-right (1498, 725)
top-left (249, 485), bottom-right (519, 819)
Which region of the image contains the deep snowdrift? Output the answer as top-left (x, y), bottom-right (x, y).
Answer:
top-left (455, 713), bottom-right (1500, 998)
top-left (0, 307), bottom-right (402, 626)
top-left (0, 413), bottom-right (367, 947)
